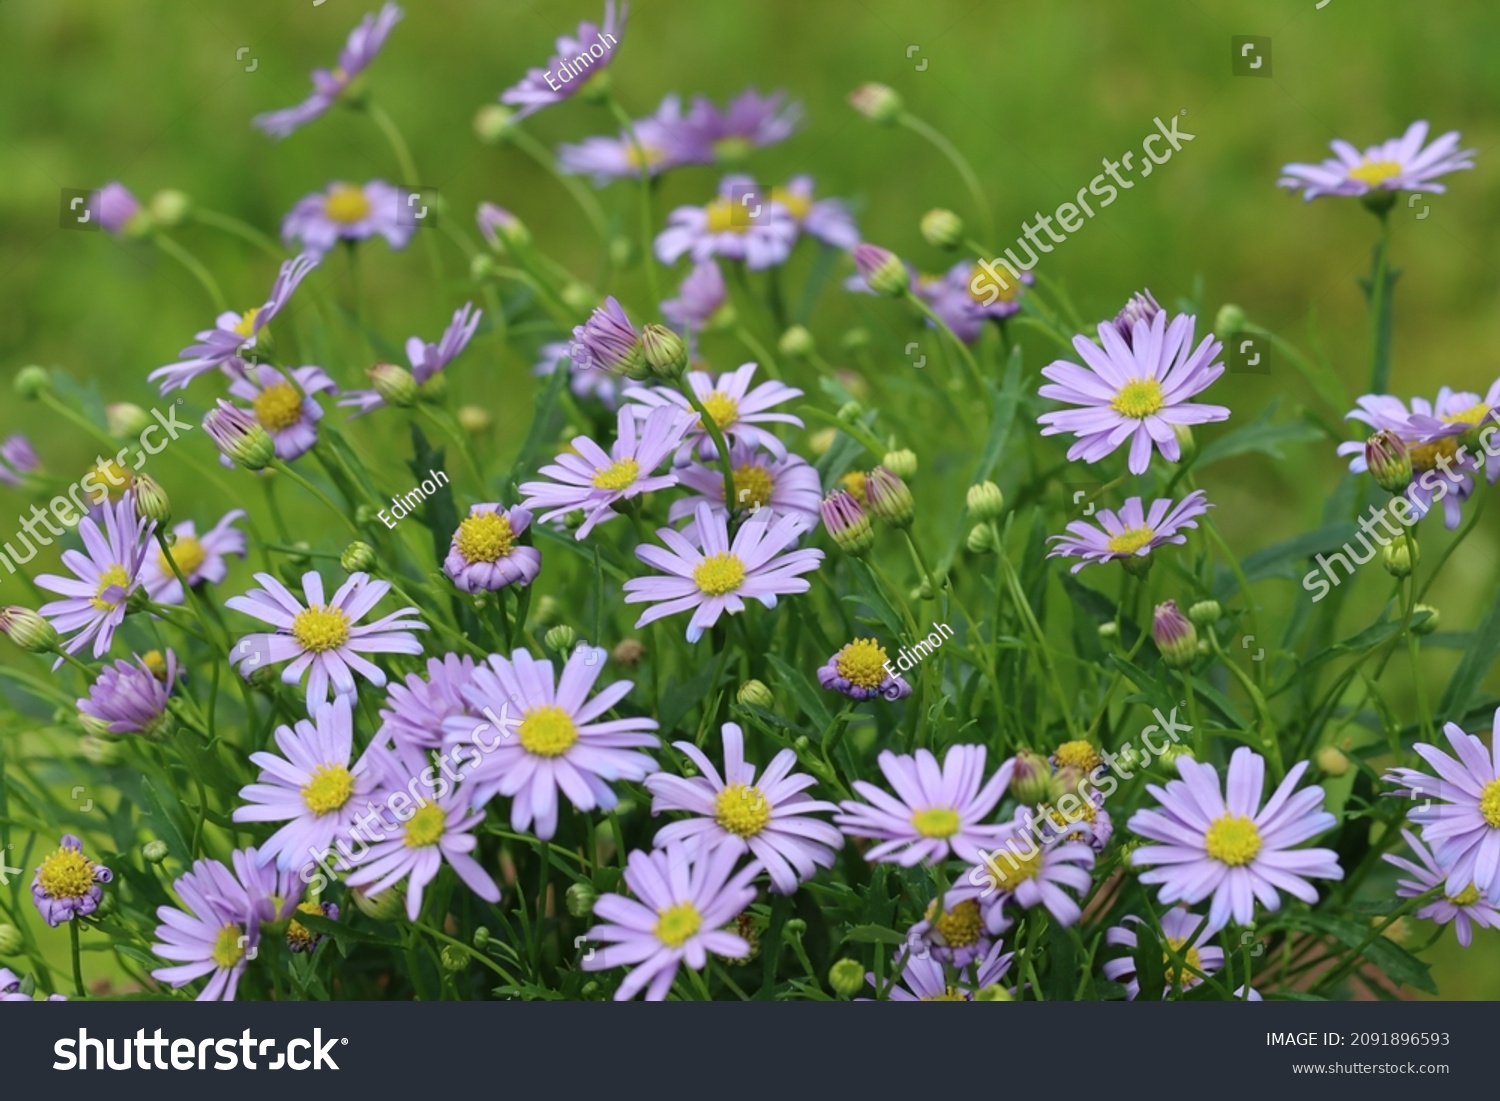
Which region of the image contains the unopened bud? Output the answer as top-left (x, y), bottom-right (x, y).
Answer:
top-left (1412, 603), bottom-right (1439, 635)
top-left (736, 679), bottom-right (773, 709)
top-left (1009, 749), bottom-right (1053, 806)
top-left (341, 541), bottom-right (376, 573)
top-left (106, 403), bottom-right (151, 439)
top-left (920, 208), bottom-right (964, 250)
top-left (14, 365), bottom-right (51, 400)
top-left (778, 326), bottom-right (816, 358)
top-left (1215, 304), bottom-right (1247, 344)
top-left (133, 474), bottom-right (171, 525)
top-left (966, 523), bottom-right (998, 555)
top-left (828, 958), bottom-right (865, 998)
top-left (1383, 537), bottom-right (1418, 578)
top-left (565, 882), bottom-right (597, 918)
top-left (143, 840), bottom-right (170, 865)
top-left (1365, 430), bottom-right (1413, 494)
top-left (1187, 600), bottom-right (1221, 627)
top-left (544, 624), bottom-right (578, 654)
top-left (1152, 600), bottom-right (1198, 670)
top-left (0, 607), bottom-right (58, 653)
top-left (966, 481), bottom-right (1004, 522)
top-left (1315, 746), bottom-right (1350, 776)
top-left (641, 323), bottom-right (688, 380)
top-left (853, 244), bottom-right (908, 297)
top-left (882, 448), bottom-right (917, 480)
top-left (848, 82), bottom-right (903, 124)
top-left (0, 923), bottom-right (22, 956)
top-left (148, 189), bottom-right (191, 227)
top-left (473, 103), bottom-right (516, 144)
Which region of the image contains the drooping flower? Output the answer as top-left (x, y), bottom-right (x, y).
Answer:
top-left (518, 405), bottom-right (691, 540)
top-left (253, 3), bottom-right (405, 139)
top-left (667, 441), bottom-right (821, 534)
top-left (820, 490), bottom-right (875, 556)
top-left (1038, 310), bottom-right (1230, 474)
top-left (817, 638), bottom-right (911, 701)
top-left (557, 94), bottom-right (700, 183)
top-left (1046, 490), bottom-right (1211, 572)
top-left (1129, 747), bottom-right (1343, 931)
top-left (150, 857), bottom-right (258, 1001)
top-left (140, 510), bottom-right (248, 605)
top-left (581, 842), bottom-right (759, 1001)
top-left (225, 364), bottom-right (338, 462)
top-left (377, 653), bottom-right (477, 751)
top-left (917, 261), bottom-right (1034, 342)
top-left (622, 362), bottom-right (803, 461)
top-left (533, 340), bottom-right (623, 408)
top-left (655, 174), bottom-right (800, 271)
top-left (0, 433), bottom-right (39, 487)
top-left (1278, 121), bottom-right (1475, 202)
top-left (678, 89), bottom-right (802, 163)
top-left (836, 745), bottom-right (1014, 866)
top-left (499, 1), bottom-right (628, 121)
top-left (36, 493), bottom-right (153, 661)
top-left (31, 835), bottom-right (112, 927)
top-left (645, 721), bottom-right (842, 894)
top-left (871, 940), bottom-right (1014, 1001)
top-left (1152, 599), bottom-right (1199, 669)
top-left (92, 182), bottom-right (147, 236)
top-left (340, 303), bottom-right (482, 416)
top-left (149, 253), bottom-right (319, 393)
top-left (772, 175), bottom-right (859, 249)
top-left (1383, 829), bottom-right (1500, 948)
top-left (624, 502), bottom-right (823, 643)
top-left (1103, 909), bottom-right (1225, 998)
top-left (281, 180), bottom-right (414, 258)
top-left (444, 503), bottom-right (541, 593)
top-left (568, 296), bottom-right (644, 376)
top-left (660, 260), bottom-right (730, 333)
top-left (203, 401), bottom-right (276, 470)
top-left (78, 650), bottom-right (178, 738)
top-left (226, 570), bottom-right (427, 708)
top-left (443, 646), bottom-right (659, 840)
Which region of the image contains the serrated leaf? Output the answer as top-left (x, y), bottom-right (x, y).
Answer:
top-left (842, 924), bottom-right (909, 947)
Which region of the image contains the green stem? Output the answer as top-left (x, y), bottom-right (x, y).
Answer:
top-left (906, 292), bottom-right (989, 406)
top-left (605, 94), bottom-right (663, 305)
top-left (269, 460), bottom-right (363, 538)
top-left (70, 920), bottom-right (86, 998)
top-left (366, 100), bottom-right (446, 294)
top-left (897, 111), bottom-right (994, 240)
top-left (508, 128), bottom-right (610, 245)
top-left (680, 385), bottom-right (738, 513)
top-left (155, 235), bottom-right (227, 312)
top-left (191, 209), bottom-right (286, 262)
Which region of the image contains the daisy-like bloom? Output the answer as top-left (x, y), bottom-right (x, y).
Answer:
top-left (229, 847), bottom-right (305, 928)
top-left (1046, 490), bottom-right (1211, 573)
top-left (499, 0), bottom-right (628, 121)
top-left (0, 433), bottom-right (40, 487)
top-left (78, 650), bottom-right (178, 738)
top-left (378, 653), bottom-right (477, 751)
top-left (660, 260), bottom-right (729, 332)
top-left (519, 405), bottom-right (690, 540)
top-left (1035, 788), bottom-right (1115, 851)
top-left (444, 646), bottom-right (659, 840)
top-left (1038, 310), bottom-right (1230, 475)
top-left (36, 493), bottom-right (153, 661)
top-left (285, 899), bottom-right (340, 954)
top-left (444, 503), bottom-right (541, 593)
top-left (226, 363), bottom-right (337, 462)
top-left (622, 361), bottom-right (803, 461)
top-left (141, 510), bottom-right (247, 605)
top-left (836, 745), bottom-right (1014, 866)
top-left (961, 808), bottom-right (1097, 927)
top-left (872, 939), bottom-right (1014, 1001)
top-left (817, 638), bottom-right (911, 702)
top-left (655, 174), bottom-right (800, 271)
top-left (533, 340), bottom-right (623, 408)
top-left (149, 253), bottom-right (318, 393)
top-left (1129, 746), bottom-right (1343, 932)
top-left (0, 968), bottom-right (67, 1002)
top-left (233, 696), bottom-right (381, 870)
top-left (92, 181), bottom-right (147, 236)
top-left (253, 3), bottom-right (404, 139)
top-left (150, 857), bottom-right (257, 1001)
top-left (624, 502), bottom-right (824, 643)
top-left (281, 180), bottom-right (414, 258)
top-left (772, 175), bottom-right (859, 250)
top-left (1382, 712), bottom-right (1500, 904)
top-left (1113, 288), bottom-right (1163, 346)
top-left (568, 296), bottom-right (644, 376)
top-left (581, 841), bottom-right (759, 1001)
top-left (340, 302), bottom-right (482, 416)
top-left (918, 261), bottom-right (1034, 342)
top-left (907, 895), bottom-right (992, 968)
top-left (31, 835), bottom-right (112, 927)
top-left (679, 89), bottom-right (802, 163)
top-left (668, 441), bottom-right (821, 533)
top-left (1278, 121), bottom-right (1475, 203)
top-left (1383, 829), bottom-right (1500, 947)
top-left (344, 738), bottom-right (500, 921)
top-left (226, 570), bottom-right (427, 708)
top-left (558, 94), bottom-right (700, 184)
top-left (645, 721), bottom-right (842, 894)
top-left (1103, 909), bottom-right (1224, 999)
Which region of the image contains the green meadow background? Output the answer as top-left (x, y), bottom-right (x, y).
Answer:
top-left (2, 0), bottom-right (1499, 997)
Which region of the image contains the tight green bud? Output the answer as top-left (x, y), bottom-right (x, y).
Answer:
top-left (1412, 603), bottom-right (1440, 635)
top-left (828, 958), bottom-right (866, 998)
top-left (853, 244), bottom-right (908, 297)
top-left (133, 474), bottom-right (171, 525)
top-left (369, 362), bottom-right (418, 408)
top-left (1215, 304), bottom-right (1247, 344)
top-left (778, 326), bottom-right (816, 358)
top-left (865, 466), bottom-right (915, 527)
top-left (1316, 746), bottom-right (1350, 776)
top-left (440, 944), bottom-right (468, 973)
top-left (473, 926), bottom-right (491, 949)
top-left (143, 840), bottom-right (170, 865)
top-left (736, 679), bottom-right (774, 709)
top-left (1009, 749), bottom-right (1053, 806)
top-left (1383, 537), bottom-right (1418, 578)
top-left (0, 606), bottom-right (59, 653)
top-left (0, 923), bottom-right (22, 956)
top-left (840, 327), bottom-right (871, 353)
top-left (565, 882), bottom-right (597, 919)
top-left (1187, 600), bottom-right (1221, 627)
top-left (966, 523), bottom-right (998, 555)
top-left (14, 365), bottom-right (51, 400)
top-left (641, 323), bottom-right (688, 380)
top-left (966, 481), bottom-right (1004, 521)
top-left (848, 82), bottom-right (903, 124)
top-left (882, 448), bottom-right (918, 480)
top-left (1152, 600), bottom-right (1198, 670)
top-left (106, 402), bottom-right (151, 439)
top-left (149, 189), bottom-right (192, 227)
top-left (341, 541), bottom-right (376, 573)
top-left (473, 103), bottom-right (516, 144)
top-left (544, 624), bottom-right (578, 654)
top-left (1365, 431), bottom-right (1413, 494)
top-left (920, 208), bottom-right (964, 250)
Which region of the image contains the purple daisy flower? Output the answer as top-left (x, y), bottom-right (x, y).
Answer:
top-left (533, 339), bottom-right (624, 408)
top-left (1128, 747), bottom-right (1344, 932)
top-left (444, 503), bottom-right (541, 593)
top-left (959, 808), bottom-right (1097, 927)
top-left (772, 175), bottom-right (859, 250)
top-left (1103, 908), bottom-right (1224, 999)
top-left (141, 509), bottom-right (247, 605)
top-left (377, 653), bottom-right (477, 751)
top-left (233, 695), bottom-right (382, 871)
top-left (568, 296), bottom-right (644, 375)
top-left (253, 3), bottom-right (404, 139)
top-left (31, 835), bottom-right (112, 927)
top-left (36, 493), bottom-right (153, 661)
top-left (624, 502), bottom-right (824, 643)
top-left (225, 364), bottom-right (337, 462)
top-left (1279, 121), bottom-right (1474, 202)
top-left (907, 894), bottom-right (995, 968)
top-left (836, 746), bottom-right (1015, 867)
top-left (872, 939), bottom-right (1014, 1001)
top-left (660, 260), bottom-right (729, 332)
top-left (443, 646), bottom-right (659, 841)
top-left (92, 181), bottom-right (146, 236)
top-left (78, 650), bottom-right (178, 737)
top-left (557, 94), bottom-right (701, 183)
top-left (581, 841), bottom-right (759, 1001)
top-left (645, 721), bottom-right (842, 894)
top-left (622, 361), bottom-right (803, 461)
top-left (679, 89), bottom-right (802, 163)
top-left (0, 433), bottom-right (40, 487)
top-left (229, 846), bottom-right (304, 927)
top-left (655, 175), bottom-right (800, 271)
top-left (226, 570), bottom-right (428, 709)
top-left (150, 857), bottom-right (258, 1001)
top-left (519, 405), bottom-right (691, 540)
top-left (917, 261), bottom-right (1034, 342)
top-left (149, 253), bottom-right (318, 393)
top-left (1382, 711), bottom-right (1500, 904)
top-left (1046, 490), bottom-right (1211, 573)
top-left (1384, 829), bottom-right (1500, 947)
top-left (668, 441), bottom-right (821, 535)
top-left (817, 638), bottom-right (911, 702)
top-left (1038, 310), bottom-right (1230, 475)
top-left (281, 180), bottom-right (414, 258)
top-left (499, 1), bottom-right (627, 121)
top-left (340, 303), bottom-right (482, 416)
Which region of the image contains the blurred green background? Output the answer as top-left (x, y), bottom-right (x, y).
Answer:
top-left (3, 0), bottom-right (1500, 996)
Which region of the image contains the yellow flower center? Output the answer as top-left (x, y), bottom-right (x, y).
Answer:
top-left (456, 512), bottom-right (515, 563)
top-left (1348, 159), bottom-right (1403, 187)
top-left (925, 898), bottom-right (983, 948)
top-left (89, 459), bottom-right (132, 496)
top-left (1106, 526), bottom-right (1156, 555)
top-left (835, 638), bottom-right (891, 690)
top-left (704, 197), bottom-right (752, 234)
top-left (252, 382), bottom-right (304, 433)
top-left (212, 924), bottom-right (246, 970)
top-left (1162, 936), bottom-right (1203, 987)
top-left (1442, 401), bottom-right (1491, 427)
top-left (232, 307), bottom-right (260, 340)
top-left (1408, 436), bottom-right (1460, 473)
top-left (714, 783), bottom-right (771, 837)
top-left (403, 803), bottom-right (448, 848)
top-left (1480, 778), bottom-right (1500, 829)
top-left (1448, 884), bottom-right (1482, 907)
top-left (518, 704), bottom-right (579, 758)
top-left (654, 901), bottom-right (703, 948)
top-left (591, 457), bottom-right (641, 491)
top-left (920, 987), bottom-right (969, 1001)
top-left (141, 650), bottom-right (170, 680)
top-left (291, 604), bottom-right (350, 653)
top-left (301, 764), bottom-right (354, 816)
top-left (1204, 814), bottom-right (1262, 866)
top-left (968, 262), bottom-right (1020, 303)
top-left (285, 901), bottom-right (326, 951)
top-left (1042, 799), bottom-right (1098, 835)
top-left (839, 470), bottom-right (867, 504)
top-left (770, 186), bottom-right (810, 221)
top-left (1054, 740), bottom-right (1101, 773)
top-left (910, 807), bottom-right (961, 839)
top-left (1110, 378), bottom-right (1166, 419)
top-left (37, 846), bottom-right (97, 900)
top-left (692, 551), bottom-right (746, 596)
top-left (730, 463), bottom-right (775, 510)
top-left (698, 390), bottom-right (739, 430)
top-left (324, 183), bottom-right (374, 225)
top-left (983, 846), bottom-right (1044, 891)
top-left (713, 136), bottom-right (754, 163)
top-left (90, 564), bottom-right (131, 612)
top-left (158, 535), bottom-right (207, 580)
top-left (626, 143), bottom-right (665, 170)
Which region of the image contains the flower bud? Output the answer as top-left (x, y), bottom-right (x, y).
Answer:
top-left (1009, 749), bottom-right (1053, 806)
top-left (1365, 430), bottom-right (1413, 494)
top-left (0, 607), bottom-right (59, 653)
top-left (565, 882), bottom-right (597, 919)
top-left (440, 944), bottom-right (468, 973)
top-left (133, 474), bottom-right (171, 525)
top-left (561, 282), bottom-right (597, 316)
top-left (477, 201), bottom-right (529, 250)
top-left (349, 884), bottom-right (407, 922)
top-left (1315, 746), bottom-right (1350, 776)
top-left (473, 103), bottom-right (516, 144)
top-left (966, 481), bottom-right (1004, 522)
top-left (853, 244), bottom-right (908, 297)
top-left (340, 541), bottom-right (376, 573)
top-left (783, 918), bottom-right (807, 939)
top-left (820, 491), bottom-right (876, 556)
top-left (1097, 621), bottom-right (1119, 639)
top-left (1383, 537), bottom-right (1418, 578)
top-left (470, 253), bottom-right (497, 281)
top-left (778, 325), bottom-right (816, 358)
top-left (920, 208), bottom-right (965, 250)
top-left (142, 840), bottom-right (170, 865)
top-left (544, 624), bottom-right (578, 654)
top-left (966, 523), bottom-right (998, 555)
top-left (840, 327), bottom-right (871, 353)
top-left (828, 958), bottom-right (866, 998)
top-left (457, 405), bottom-right (493, 434)
top-left (473, 926), bottom-right (491, 949)
top-left (974, 983), bottom-right (1014, 1002)
top-left (612, 638), bottom-right (645, 666)
top-left (203, 400), bottom-right (275, 471)
top-left (641, 323), bottom-right (688, 380)
top-left (368, 362), bottom-right (417, 408)
top-left (1049, 765), bottom-right (1088, 802)
top-left (14, 365), bottom-right (50, 400)
top-left (807, 427), bottom-right (837, 458)
top-left (736, 679), bottom-right (773, 709)
top-left (882, 448), bottom-right (918, 480)
top-left (1152, 600), bottom-right (1198, 670)
top-left (148, 189), bottom-right (191, 227)
top-left (106, 402), bottom-right (151, 439)
top-left (848, 82), bottom-right (903, 124)
top-left (864, 466), bottom-right (915, 528)
top-left (1113, 289), bottom-right (1163, 345)
top-left (1412, 603), bottom-right (1440, 635)
top-left (1159, 745), bottom-right (1195, 769)
top-left (1214, 304), bottom-right (1247, 344)
top-left (1120, 551), bottom-right (1154, 577)
top-left (0, 923), bottom-right (22, 956)
top-left (1187, 600), bottom-right (1221, 628)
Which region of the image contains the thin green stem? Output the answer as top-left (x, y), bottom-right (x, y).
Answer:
top-left (897, 111), bottom-right (994, 240)
top-left (605, 94), bottom-right (663, 304)
top-left (269, 460), bottom-right (363, 538)
top-left (155, 235), bottom-right (227, 312)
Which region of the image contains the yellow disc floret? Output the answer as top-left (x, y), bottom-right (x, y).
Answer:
top-left (968, 262), bottom-right (1021, 304)
top-left (404, 803), bottom-right (448, 848)
top-left (292, 604), bottom-right (351, 653)
top-left (698, 390), bottom-right (739, 430)
top-left (770, 186), bottom-right (810, 221)
top-left (1162, 936), bottom-right (1203, 988)
top-left (285, 901), bottom-right (327, 952)
top-left (1106, 526), bottom-right (1156, 555)
top-left (984, 846), bottom-right (1044, 891)
top-left (456, 511), bottom-right (516, 563)
top-left (835, 638), bottom-right (891, 691)
top-left (253, 383), bottom-right (304, 432)
top-left (654, 901), bottom-right (703, 947)
top-left (158, 535), bottom-right (207, 579)
top-left (704, 197), bottom-right (752, 234)
top-left (232, 307), bottom-right (260, 340)
top-left (324, 183), bottom-right (374, 225)
top-left (1448, 883), bottom-right (1482, 907)
top-left (212, 923), bottom-right (246, 969)
top-left (37, 846), bottom-right (97, 900)
top-left (910, 807), bottom-right (961, 839)
top-left (591, 458), bottom-right (641, 492)
top-left (1348, 159), bottom-right (1403, 188)
top-left (1111, 378), bottom-right (1166, 419)
top-left (730, 463), bottom-right (774, 510)
top-left (518, 704), bottom-right (579, 758)
top-left (1204, 814), bottom-right (1262, 866)
top-left (301, 764), bottom-right (354, 816)
top-left (714, 783), bottom-right (771, 837)
top-left (90, 564), bottom-right (131, 612)
top-left (693, 552), bottom-right (746, 596)
top-left (1480, 779), bottom-right (1500, 829)
top-left (925, 898), bottom-right (983, 948)
top-left (1053, 740), bottom-right (1101, 773)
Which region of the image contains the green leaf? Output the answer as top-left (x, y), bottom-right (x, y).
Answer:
top-left (842, 924), bottom-right (909, 947)
top-left (764, 653), bottom-right (834, 731)
top-left (139, 779), bottom-right (194, 867)
top-left (1130, 918), bottom-right (1165, 1002)
top-left (1214, 521), bottom-right (1361, 597)
top-left (1045, 920), bottom-right (1077, 1001)
top-left (972, 349), bottom-right (1022, 483)
top-left (1196, 403), bottom-right (1326, 470)
top-left (1291, 912), bottom-right (1436, 994)
top-left (1438, 591), bottom-right (1500, 720)
top-left (658, 653), bottom-right (724, 736)
top-left (408, 422), bottom-right (459, 566)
